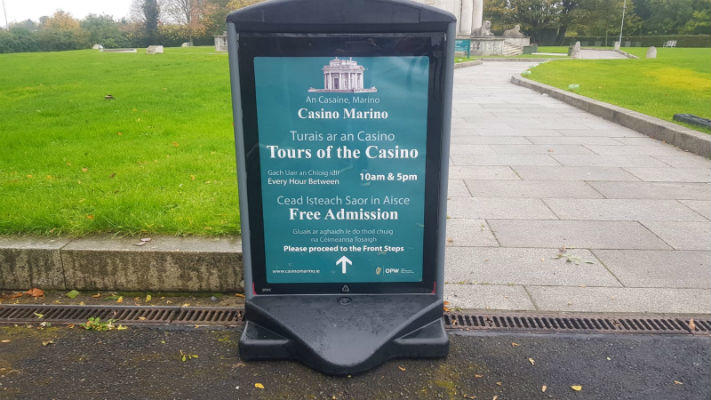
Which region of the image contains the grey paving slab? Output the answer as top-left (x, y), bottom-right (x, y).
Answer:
top-left (625, 167), bottom-right (711, 182)
top-left (593, 250), bottom-right (711, 289)
top-left (513, 166), bottom-right (639, 181)
top-left (489, 144), bottom-right (594, 155)
top-left (585, 144), bottom-right (690, 156)
top-left (488, 219), bottom-right (671, 250)
top-left (526, 286), bottom-right (711, 314)
top-left (449, 166), bottom-right (520, 180)
top-left (587, 181), bottom-right (711, 200)
top-left (544, 198), bottom-right (706, 221)
top-left (450, 136), bottom-right (532, 145)
top-left (447, 179), bottom-right (471, 197)
top-left (0, 236), bottom-right (70, 289)
top-left (448, 144), bottom-right (494, 155)
top-left (557, 128), bottom-right (642, 137)
top-left (451, 153), bottom-right (560, 166)
top-left (527, 136), bottom-right (624, 145)
top-left (447, 198), bottom-right (557, 219)
top-left (653, 154), bottom-right (711, 168)
top-left (680, 200), bottom-right (711, 219)
top-left (445, 247), bottom-right (620, 286)
top-left (445, 219), bottom-right (499, 247)
top-left (551, 154), bottom-right (669, 168)
top-left (444, 283), bottom-right (536, 310)
top-left (641, 221), bottom-right (711, 251)
top-left (464, 180), bottom-right (602, 198)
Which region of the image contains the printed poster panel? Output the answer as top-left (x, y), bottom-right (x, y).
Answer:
top-left (254, 56), bottom-right (429, 284)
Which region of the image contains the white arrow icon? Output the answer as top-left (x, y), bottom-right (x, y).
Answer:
top-left (336, 256), bottom-right (352, 274)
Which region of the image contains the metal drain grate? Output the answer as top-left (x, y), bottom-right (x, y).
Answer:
top-left (444, 312), bottom-right (710, 335)
top-left (0, 305), bottom-right (242, 326)
top-left (1, 305), bottom-right (707, 335)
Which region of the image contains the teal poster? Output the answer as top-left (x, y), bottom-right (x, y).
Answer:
top-left (254, 56), bottom-right (430, 284)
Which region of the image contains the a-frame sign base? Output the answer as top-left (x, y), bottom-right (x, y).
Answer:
top-left (239, 294), bottom-right (448, 375)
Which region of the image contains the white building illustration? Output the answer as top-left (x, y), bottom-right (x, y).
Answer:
top-left (308, 58), bottom-right (377, 93)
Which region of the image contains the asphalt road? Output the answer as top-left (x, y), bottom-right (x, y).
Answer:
top-left (0, 325), bottom-right (708, 399)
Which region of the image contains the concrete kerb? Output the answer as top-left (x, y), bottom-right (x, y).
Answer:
top-left (0, 236), bottom-right (244, 292)
top-left (511, 75), bottom-right (711, 158)
top-left (613, 49), bottom-right (638, 59)
top-left (454, 59), bottom-right (483, 69)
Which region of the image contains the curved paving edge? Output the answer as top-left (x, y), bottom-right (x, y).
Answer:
top-left (511, 75), bottom-right (711, 158)
top-left (0, 236), bottom-right (244, 292)
top-left (454, 59), bottom-right (483, 69)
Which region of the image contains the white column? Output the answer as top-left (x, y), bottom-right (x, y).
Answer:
top-left (471, 0), bottom-right (483, 35)
top-left (459, 0), bottom-right (473, 36)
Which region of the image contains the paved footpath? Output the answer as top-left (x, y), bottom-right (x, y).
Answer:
top-left (444, 62), bottom-right (711, 314)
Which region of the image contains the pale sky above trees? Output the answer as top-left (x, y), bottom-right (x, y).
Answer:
top-left (2, 0), bottom-right (133, 24)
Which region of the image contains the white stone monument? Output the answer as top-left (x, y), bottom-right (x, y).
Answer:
top-left (645, 46), bottom-right (657, 59)
top-left (146, 45), bottom-right (164, 54)
top-left (215, 33), bottom-right (228, 52)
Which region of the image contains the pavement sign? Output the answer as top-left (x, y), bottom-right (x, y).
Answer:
top-left (226, 0), bottom-right (455, 375)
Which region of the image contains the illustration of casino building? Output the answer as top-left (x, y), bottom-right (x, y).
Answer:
top-left (308, 58), bottom-right (378, 93)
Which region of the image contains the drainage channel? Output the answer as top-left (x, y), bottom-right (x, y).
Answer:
top-left (0, 305), bottom-right (707, 335)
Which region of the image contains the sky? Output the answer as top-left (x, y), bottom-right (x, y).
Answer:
top-left (1, 0), bottom-right (133, 24)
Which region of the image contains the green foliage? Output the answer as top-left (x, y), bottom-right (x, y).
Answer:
top-left (482, 0), bottom-right (710, 45)
top-left (0, 47), bottom-right (240, 236)
top-left (142, 0), bottom-right (161, 43)
top-left (527, 48), bottom-right (711, 133)
top-left (81, 317), bottom-right (115, 331)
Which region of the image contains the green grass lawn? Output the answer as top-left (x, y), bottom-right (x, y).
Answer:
top-left (0, 47), bottom-right (240, 236)
top-left (527, 47), bottom-right (711, 133)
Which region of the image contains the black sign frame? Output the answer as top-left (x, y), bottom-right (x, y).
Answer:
top-left (235, 33), bottom-right (448, 295)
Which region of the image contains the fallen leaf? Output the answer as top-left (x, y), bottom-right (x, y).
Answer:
top-left (182, 303), bottom-right (190, 307)
top-left (116, 296), bottom-right (123, 303)
top-left (81, 167), bottom-right (88, 172)
top-left (474, 374), bottom-right (483, 378)
top-left (117, 325), bottom-right (127, 330)
top-left (443, 301), bottom-right (451, 312)
top-left (86, 215), bottom-right (94, 220)
top-left (141, 238), bottom-right (152, 243)
top-left (171, 142), bottom-right (180, 147)
top-left (496, 382), bottom-right (502, 386)
top-left (146, 294), bottom-right (152, 302)
top-left (190, 174), bottom-right (196, 181)
top-left (688, 319), bottom-right (696, 332)
top-left (33, 312), bottom-right (44, 319)
top-left (571, 385), bottom-right (582, 391)
top-left (79, 301), bottom-right (85, 306)
top-left (254, 383), bottom-right (264, 389)
top-left (117, 132), bottom-right (123, 136)
top-left (674, 380), bottom-right (683, 385)
top-left (398, 365), bottom-right (406, 371)
top-left (26, 288), bottom-right (44, 297)
top-left (235, 293), bottom-right (245, 298)
top-left (528, 358), bottom-right (535, 366)
top-left (138, 316), bottom-right (146, 320)
top-left (511, 342), bottom-right (520, 347)
top-left (493, 396), bottom-right (498, 400)
top-left (41, 340), bottom-right (55, 346)
top-left (542, 385), bottom-right (547, 392)
top-left (66, 290), bottom-right (80, 299)
top-left (91, 293), bottom-right (101, 298)
top-left (1, 339), bottom-right (10, 343)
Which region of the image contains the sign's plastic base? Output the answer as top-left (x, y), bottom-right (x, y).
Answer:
top-left (239, 294), bottom-right (448, 375)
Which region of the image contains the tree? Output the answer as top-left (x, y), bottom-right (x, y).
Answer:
top-left (81, 14), bottom-right (130, 48)
top-left (144, 0), bottom-right (161, 42)
top-left (507, 0), bottom-right (563, 42)
top-left (36, 10), bottom-right (89, 51)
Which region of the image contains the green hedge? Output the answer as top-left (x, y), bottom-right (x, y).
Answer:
top-left (560, 34), bottom-right (711, 48)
